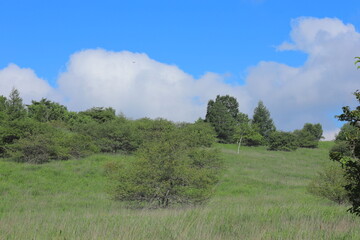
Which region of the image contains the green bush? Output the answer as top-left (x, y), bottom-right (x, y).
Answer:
top-left (267, 131), bottom-right (298, 151)
top-left (8, 126), bottom-right (98, 164)
top-left (293, 123), bottom-right (323, 148)
top-left (329, 141), bottom-right (353, 162)
top-left (8, 134), bottom-right (64, 164)
top-left (107, 129), bottom-right (222, 208)
top-left (178, 121), bottom-right (216, 148)
top-left (73, 117), bottom-right (140, 154)
top-left (243, 131), bottom-right (264, 147)
top-left (307, 163), bottom-right (349, 204)
top-left (294, 130), bottom-right (318, 148)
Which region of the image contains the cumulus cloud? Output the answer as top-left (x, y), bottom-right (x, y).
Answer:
top-left (57, 49), bottom-right (248, 122)
top-left (245, 17), bottom-right (360, 131)
top-left (0, 64), bottom-right (55, 104)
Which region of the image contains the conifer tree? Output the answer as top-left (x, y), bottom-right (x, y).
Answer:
top-left (252, 101), bottom-right (276, 139)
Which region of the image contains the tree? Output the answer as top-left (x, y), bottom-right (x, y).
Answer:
top-left (235, 123), bottom-right (264, 153)
top-left (212, 95), bottom-right (240, 119)
top-left (28, 98), bottom-right (68, 122)
top-left (331, 90), bottom-right (360, 215)
top-left (205, 95), bottom-right (240, 143)
top-left (0, 96), bottom-right (7, 122)
top-left (252, 101), bottom-right (276, 140)
top-left (294, 123), bottom-right (323, 148)
top-left (6, 88), bottom-right (26, 120)
top-left (335, 123), bottom-right (360, 142)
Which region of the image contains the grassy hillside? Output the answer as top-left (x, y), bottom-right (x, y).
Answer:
top-left (1, 142), bottom-right (360, 239)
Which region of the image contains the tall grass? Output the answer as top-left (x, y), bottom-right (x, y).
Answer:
top-left (1, 142), bottom-right (360, 239)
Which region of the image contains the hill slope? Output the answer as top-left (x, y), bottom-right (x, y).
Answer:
top-left (1, 142), bottom-right (360, 239)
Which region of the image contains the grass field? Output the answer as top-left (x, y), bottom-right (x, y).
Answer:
top-left (1, 142), bottom-right (360, 239)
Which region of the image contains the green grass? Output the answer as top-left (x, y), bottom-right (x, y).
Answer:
top-left (1, 142), bottom-right (360, 239)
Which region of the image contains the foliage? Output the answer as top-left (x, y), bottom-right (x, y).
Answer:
top-left (336, 123), bottom-right (360, 142)
top-left (7, 125), bottom-right (98, 163)
top-left (28, 98), bottom-right (69, 122)
top-left (294, 123), bottom-right (323, 148)
top-left (0, 96), bottom-right (7, 122)
top-left (332, 90), bottom-right (360, 215)
top-left (79, 107), bottom-right (116, 123)
top-left (0, 118), bottom-right (46, 154)
top-left (5, 88), bottom-right (26, 120)
top-left (72, 116), bottom-right (140, 154)
top-left (235, 123), bottom-right (264, 147)
top-left (205, 95), bottom-right (244, 143)
top-left (252, 100), bottom-right (276, 139)
top-left (108, 128), bottom-right (222, 208)
top-left (329, 141), bottom-right (353, 162)
top-left (178, 120), bottom-right (216, 148)
top-left (307, 163), bottom-right (349, 204)
top-left (8, 133), bottom-right (64, 164)
top-left (133, 118), bottom-right (175, 143)
top-left (267, 131), bottom-right (298, 151)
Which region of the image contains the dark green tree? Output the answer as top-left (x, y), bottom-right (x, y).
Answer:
top-left (205, 95), bottom-right (240, 143)
top-left (0, 96), bottom-right (7, 122)
top-left (6, 88), bottom-right (26, 120)
top-left (213, 95), bottom-right (240, 119)
top-left (252, 101), bottom-right (276, 139)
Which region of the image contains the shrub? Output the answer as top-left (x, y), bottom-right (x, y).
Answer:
top-left (178, 121), bottom-right (216, 148)
top-left (107, 129), bottom-right (222, 208)
top-left (73, 117), bottom-right (140, 154)
top-left (8, 127), bottom-right (98, 163)
top-left (243, 131), bottom-right (264, 147)
top-left (267, 131), bottom-right (298, 151)
top-left (294, 130), bottom-right (318, 148)
top-left (307, 163), bottom-right (349, 204)
top-left (8, 134), bottom-right (64, 164)
top-left (293, 123), bottom-right (323, 148)
top-left (329, 141), bottom-right (353, 162)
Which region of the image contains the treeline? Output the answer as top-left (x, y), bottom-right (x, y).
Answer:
top-left (0, 89), bottom-right (324, 166)
top-left (0, 88), bottom-right (216, 164)
top-left (204, 95), bottom-right (323, 151)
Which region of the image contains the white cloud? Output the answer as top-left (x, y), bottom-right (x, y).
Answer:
top-left (0, 64), bottom-right (55, 104)
top-left (322, 128), bottom-right (340, 141)
top-left (57, 49), bottom-right (247, 122)
top-left (245, 17), bottom-right (360, 131)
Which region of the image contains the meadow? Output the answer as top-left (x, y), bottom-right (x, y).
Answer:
top-left (1, 142), bottom-right (360, 239)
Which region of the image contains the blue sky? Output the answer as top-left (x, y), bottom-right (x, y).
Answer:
top-left (2, 0), bottom-right (359, 84)
top-left (1, 0), bottom-right (360, 139)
